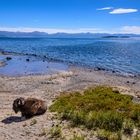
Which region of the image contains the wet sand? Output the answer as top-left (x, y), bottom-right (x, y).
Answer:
top-left (0, 54), bottom-right (140, 140)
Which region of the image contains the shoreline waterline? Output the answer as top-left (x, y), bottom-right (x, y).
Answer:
top-left (0, 50), bottom-right (139, 78)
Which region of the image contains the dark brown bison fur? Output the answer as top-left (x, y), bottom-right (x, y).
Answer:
top-left (13, 97), bottom-right (47, 118)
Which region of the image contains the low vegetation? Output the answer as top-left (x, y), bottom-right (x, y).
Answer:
top-left (30, 119), bottom-right (37, 126)
top-left (50, 86), bottom-right (140, 139)
top-left (70, 134), bottom-right (85, 140)
top-left (39, 128), bottom-right (48, 137)
top-left (50, 125), bottom-right (62, 138)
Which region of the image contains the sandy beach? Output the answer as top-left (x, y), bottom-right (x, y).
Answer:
top-left (0, 54), bottom-right (140, 140)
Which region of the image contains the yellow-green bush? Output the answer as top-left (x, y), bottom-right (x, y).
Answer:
top-left (50, 86), bottom-right (140, 133)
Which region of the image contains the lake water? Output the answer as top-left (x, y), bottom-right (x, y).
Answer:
top-left (0, 37), bottom-right (140, 75)
top-left (0, 55), bottom-right (68, 76)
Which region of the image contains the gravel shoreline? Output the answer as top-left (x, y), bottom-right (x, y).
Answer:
top-left (0, 56), bottom-right (140, 139)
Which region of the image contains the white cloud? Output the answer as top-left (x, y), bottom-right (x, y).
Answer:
top-left (0, 27), bottom-right (106, 34)
top-left (110, 8), bottom-right (138, 14)
top-left (120, 26), bottom-right (140, 34)
top-left (97, 7), bottom-right (113, 11)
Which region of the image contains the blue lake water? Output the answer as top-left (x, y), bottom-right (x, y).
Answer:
top-left (0, 37), bottom-right (140, 75)
top-left (0, 55), bottom-right (68, 76)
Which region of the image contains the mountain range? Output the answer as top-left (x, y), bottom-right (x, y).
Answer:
top-left (0, 31), bottom-right (140, 38)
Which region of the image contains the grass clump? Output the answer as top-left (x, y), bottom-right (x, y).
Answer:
top-left (39, 128), bottom-right (48, 137)
top-left (123, 119), bottom-right (134, 136)
top-left (50, 86), bottom-right (140, 137)
top-left (50, 125), bottom-right (62, 138)
top-left (70, 134), bottom-right (85, 140)
top-left (30, 119), bottom-right (37, 126)
top-left (95, 129), bottom-right (122, 140)
top-left (85, 111), bottom-right (123, 131)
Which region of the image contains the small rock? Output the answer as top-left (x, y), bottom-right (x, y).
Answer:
top-left (133, 96), bottom-right (140, 103)
top-left (112, 70), bottom-right (115, 73)
top-left (126, 81), bottom-right (130, 84)
top-left (94, 67), bottom-right (101, 71)
top-left (132, 82), bottom-right (136, 85)
top-left (136, 94), bottom-right (140, 98)
top-left (6, 57), bottom-right (12, 61)
top-left (94, 67), bottom-right (105, 71)
top-left (23, 123), bottom-right (27, 127)
top-left (113, 90), bottom-right (120, 94)
top-left (26, 59), bottom-right (30, 62)
top-left (33, 54), bottom-right (37, 57)
top-left (41, 81), bottom-right (54, 84)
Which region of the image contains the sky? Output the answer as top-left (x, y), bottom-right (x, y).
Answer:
top-left (0, 0), bottom-right (140, 34)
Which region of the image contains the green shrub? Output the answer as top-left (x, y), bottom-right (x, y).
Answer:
top-left (85, 111), bottom-right (123, 131)
top-left (50, 86), bottom-right (140, 133)
top-left (130, 107), bottom-right (140, 124)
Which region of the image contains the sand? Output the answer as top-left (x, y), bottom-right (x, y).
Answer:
top-left (0, 64), bottom-right (140, 139)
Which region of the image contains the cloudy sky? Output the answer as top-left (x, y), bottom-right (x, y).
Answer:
top-left (0, 0), bottom-right (140, 34)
